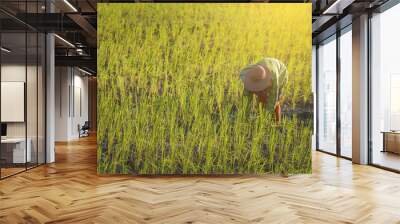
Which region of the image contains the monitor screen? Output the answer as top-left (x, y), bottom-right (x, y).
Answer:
top-left (1, 123), bottom-right (7, 137)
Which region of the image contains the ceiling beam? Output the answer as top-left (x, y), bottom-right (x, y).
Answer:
top-left (12, 13), bottom-right (83, 32)
top-left (55, 55), bottom-right (96, 70)
top-left (312, 15), bottom-right (335, 33)
top-left (67, 13), bottom-right (97, 47)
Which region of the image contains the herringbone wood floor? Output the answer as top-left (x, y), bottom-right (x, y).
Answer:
top-left (1, 135), bottom-right (400, 224)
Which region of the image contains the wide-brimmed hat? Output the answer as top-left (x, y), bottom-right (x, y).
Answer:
top-left (243, 65), bottom-right (272, 92)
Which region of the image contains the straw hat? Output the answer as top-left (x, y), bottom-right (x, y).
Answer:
top-left (243, 65), bottom-right (272, 92)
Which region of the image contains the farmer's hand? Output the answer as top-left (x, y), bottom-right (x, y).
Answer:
top-left (274, 101), bottom-right (281, 123)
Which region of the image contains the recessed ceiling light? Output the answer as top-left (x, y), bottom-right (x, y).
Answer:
top-left (54, 34), bottom-right (75, 48)
top-left (63, 0), bottom-right (78, 12)
top-left (78, 67), bottom-right (93, 76)
top-left (1, 47), bottom-right (11, 53)
top-left (322, 0), bottom-right (354, 15)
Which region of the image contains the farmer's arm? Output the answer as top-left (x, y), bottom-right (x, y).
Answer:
top-left (275, 62), bottom-right (288, 123)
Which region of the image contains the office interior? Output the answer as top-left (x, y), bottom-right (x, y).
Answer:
top-left (313, 0), bottom-right (400, 172)
top-left (0, 0), bottom-right (97, 179)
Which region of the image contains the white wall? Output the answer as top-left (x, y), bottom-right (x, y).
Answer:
top-left (55, 67), bottom-right (70, 141)
top-left (1, 64), bottom-right (25, 81)
top-left (55, 67), bottom-right (89, 141)
top-left (1, 65), bottom-right (41, 137)
top-left (72, 72), bottom-right (89, 138)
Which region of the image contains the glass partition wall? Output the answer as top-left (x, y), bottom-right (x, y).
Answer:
top-left (316, 26), bottom-right (352, 159)
top-left (0, 3), bottom-right (46, 179)
top-left (0, 30), bottom-right (27, 177)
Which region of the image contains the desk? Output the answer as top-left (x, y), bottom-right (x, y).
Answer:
top-left (381, 131), bottom-right (400, 154)
top-left (1, 138), bottom-right (31, 163)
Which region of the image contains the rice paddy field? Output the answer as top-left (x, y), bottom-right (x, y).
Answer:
top-left (97, 3), bottom-right (312, 175)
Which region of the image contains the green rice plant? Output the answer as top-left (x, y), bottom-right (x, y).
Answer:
top-left (97, 3), bottom-right (312, 175)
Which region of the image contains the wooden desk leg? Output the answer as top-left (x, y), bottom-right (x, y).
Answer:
top-left (382, 133), bottom-right (386, 153)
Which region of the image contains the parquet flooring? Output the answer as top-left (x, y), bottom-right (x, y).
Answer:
top-left (1, 135), bottom-right (400, 223)
top-left (0, 167), bottom-right (26, 178)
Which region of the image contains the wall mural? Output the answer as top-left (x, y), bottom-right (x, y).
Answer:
top-left (98, 3), bottom-right (312, 175)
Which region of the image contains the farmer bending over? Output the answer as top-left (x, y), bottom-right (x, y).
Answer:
top-left (240, 58), bottom-right (288, 123)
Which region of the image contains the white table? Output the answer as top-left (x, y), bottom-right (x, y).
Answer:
top-left (1, 138), bottom-right (31, 163)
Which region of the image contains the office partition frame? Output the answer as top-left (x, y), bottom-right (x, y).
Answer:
top-left (0, 0), bottom-right (48, 180)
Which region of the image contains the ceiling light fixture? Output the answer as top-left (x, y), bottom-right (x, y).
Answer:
top-left (322, 0), bottom-right (342, 14)
top-left (78, 67), bottom-right (93, 76)
top-left (322, 0), bottom-right (354, 15)
top-left (63, 0), bottom-right (78, 12)
top-left (76, 48), bottom-right (86, 56)
top-left (1, 47), bottom-right (11, 53)
top-left (54, 34), bottom-right (75, 48)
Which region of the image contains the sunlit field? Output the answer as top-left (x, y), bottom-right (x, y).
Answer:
top-left (97, 3), bottom-right (312, 175)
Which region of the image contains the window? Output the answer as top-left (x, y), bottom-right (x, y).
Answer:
top-left (339, 28), bottom-right (352, 158)
top-left (370, 3), bottom-right (400, 171)
top-left (317, 36), bottom-right (337, 154)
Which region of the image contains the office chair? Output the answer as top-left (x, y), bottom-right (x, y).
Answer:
top-left (79, 121), bottom-right (90, 138)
